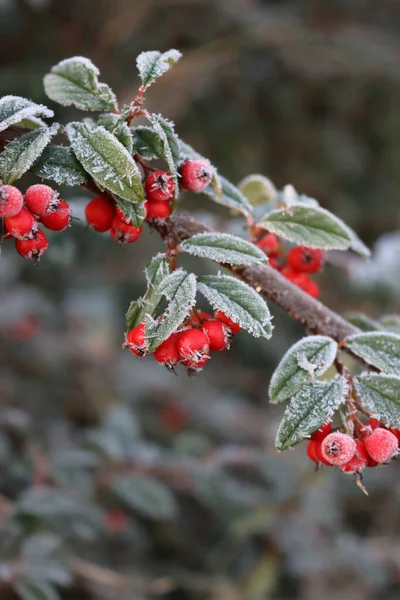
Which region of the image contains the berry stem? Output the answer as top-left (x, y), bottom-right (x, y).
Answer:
top-left (134, 153), bottom-right (157, 173)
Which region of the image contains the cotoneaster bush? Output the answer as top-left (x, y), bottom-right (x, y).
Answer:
top-left (1, 49), bottom-right (400, 599)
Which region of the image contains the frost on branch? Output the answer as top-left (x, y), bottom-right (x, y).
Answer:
top-left (0, 96), bottom-right (53, 132)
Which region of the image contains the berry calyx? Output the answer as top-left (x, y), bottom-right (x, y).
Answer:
top-left (340, 439), bottom-right (368, 474)
top-left (287, 247), bottom-right (324, 274)
top-left (153, 333), bottom-right (180, 369)
top-left (110, 216), bottom-right (142, 243)
top-left (364, 427), bottom-right (398, 464)
top-left (257, 233), bottom-right (280, 257)
top-left (201, 319), bottom-right (230, 352)
top-left (125, 323), bottom-right (147, 356)
top-left (0, 185), bottom-right (24, 218)
top-left (180, 159), bottom-right (213, 193)
top-left (85, 197), bottom-right (115, 232)
top-left (214, 310), bottom-right (241, 334)
top-left (144, 171), bottom-right (175, 202)
top-left (320, 432), bottom-right (356, 466)
top-left (40, 200), bottom-right (71, 231)
top-left (177, 328), bottom-right (210, 369)
top-left (4, 208), bottom-right (37, 240)
top-left (15, 229), bottom-right (48, 262)
top-left (311, 422), bottom-right (332, 442)
top-left (145, 200), bottom-right (171, 220)
top-left (25, 184), bottom-right (59, 216)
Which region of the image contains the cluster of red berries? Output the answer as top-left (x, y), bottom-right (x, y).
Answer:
top-left (307, 419), bottom-right (399, 474)
top-left (84, 159), bottom-right (214, 243)
top-left (124, 310), bottom-right (240, 372)
top-left (256, 232), bottom-right (323, 298)
top-left (0, 183), bottom-right (71, 262)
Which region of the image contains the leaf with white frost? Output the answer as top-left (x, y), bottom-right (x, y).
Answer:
top-left (269, 335), bottom-right (338, 403)
top-left (197, 274), bottom-right (272, 338)
top-left (275, 376), bottom-right (347, 451)
top-left (354, 373), bottom-right (400, 428)
top-left (238, 174), bottom-right (277, 206)
top-left (202, 175), bottom-right (252, 216)
top-left (66, 122), bottom-right (144, 202)
top-left (136, 49), bottom-right (182, 88)
top-left (345, 312), bottom-right (382, 332)
top-left (114, 196), bottom-right (146, 229)
top-left (0, 95), bottom-right (53, 132)
top-left (31, 144), bottom-right (87, 186)
top-left (132, 126), bottom-right (165, 160)
top-left (97, 113), bottom-right (133, 153)
top-left (147, 114), bottom-right (179, 194)
top-left (180, 232), bottom-right (267, 266)
top-left (44, 56), bottom-right (117, 111)
top-left (345, 332), bottom-right (400, 375)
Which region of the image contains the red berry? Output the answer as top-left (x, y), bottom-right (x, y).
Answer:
top-left (85, 197), bottom-right (115, 232)
top-left (214, 310), bottom-right (241, 335)
top-left (201, 319), bottom-right (230, 352)
top-left (281, 267), bottom-right (320, 298)
top-left (180, 159), bottom-right (213, 193)
top-left (41, 200), bottom-right (71, 231)
top-left (191, 311), bottom-right (213, 325)
top-left (110, 216), bottom-right (142, 243)
top-left (257, 233), bottom-right (280, 257)
top-left (314, 442), bottom-right (332, 465)
top-left (268, 257), bottom-right (280, 270)
top-left (160, 404), bottom-right (188, 431)
top-left (25, 184), bottom-right (58, 216)
top-left (311, 422), bottom-right (331, 442)
top-left (145, 200), bottom-right (171, 220)
top-left (104, 508), bottom-right (128, 535)
top-left (287, 247), bottom-right (324, 274)
top-left (182, 355), bottom-right (210, 370)
top-left (178, 328), bottom-right (210, 369)
top-left (4, 208), bottom-right (37, 240)
top-left (153, 333), bottom-right (180, 369)
top-left (144, 171), bottom-right (175, 202)
top-left (0, 185), bottom-right (24, 218)
top-left (364, 427), bottom-right (398, 464)
top-left (388, 428), bottom-right (400, 446)
top-left (358, 418), bottom-right (382, 438)
top-left (15, 229), bottom-right (48, 262)
top-left (307, 440), bottom-right (319, 463)
top-left (301, 277), bottom-right (320, 299)
top-left (115, 206), bottom-right (132, 225)
top-left (125, 323), bottom-right (147, 356)
top-left (340, 439), bottom-right (369, 474)
top-left (321, 432), bottom-right (356, 466)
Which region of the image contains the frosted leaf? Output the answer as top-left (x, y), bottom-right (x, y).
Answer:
top-left (66, 122), bottom-right (144, 202)
top-left (0, 123), bottom-right (59, 184)
top-left (147, 114), bottom-right (179, 194)
top-left (345, 312), bottom-right (382, 332)
top-left (275, 376), bottom-right (347, 451)
top-left (180, 232), bottom-right (267, 267)
top-left (202, 175), bottom-right (252, 216)
top-left (179, 140), bottom-right (205, 162)
top-left (269, 335), bottom-right (338, 403)
top-left (114, 196), bottom-right (146, 228)
top-left (44, 56), bottom-right (117, 111)
top-left (146, 269), bottom-right (197, 352)
top-left (15, 115), bottom-right (48, 129)
top-left (125, 254), bottom-right (170, 331)
top-left (136, 49), bottom-right (182, 88)
top-left (259, 203), bottom-right (352, 250)
top-left (238, 174), bottom-right (278, 206)
top-left (132, 126), bottom-right (165, 160)
top-left (96, 113), bottom-right (133, 153)
top-left (354, 373), bottom-right (400, 428)
top-left (31, 144), bottom-right (87, 186)
top-left (342, 223), bottom-right (371, 258)
top-left (197, 274), bottom-right (273, 338)
top-left (380, 314), bottom-right (400, 334)
top-left (0, 95), bottom-right (53, 132)
top-left (111, 474), bottom-right (177, 520)
top-left (280, 184), bottom-right (319, 208)
top-left (345, 332), bottom-right (400, 375)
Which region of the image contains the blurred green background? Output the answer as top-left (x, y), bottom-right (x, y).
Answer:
top-left (1, 1), bottom-right (400, 599)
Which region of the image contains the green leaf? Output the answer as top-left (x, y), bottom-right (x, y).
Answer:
top-left (345, 312), bottom-right (382, 332)
top-left (343, 224), bottom-right (371, 258)
top-left (146, 269), bottom-right (197, 352)
top-left (44, 56), bottom-right (117, 111)
top-left (180, 232), bottom-right (267, 266)
top-left (147, 114), bottom-right (180, 193)
top-left (354, 373), bottom-right (400, 428)
top-left (202, 175), bottom-right (252, 216)
top-left (0, 123), bottom-right (59, 184)
top-left (112, 474), bottom-right (177, 520)
top-left (380, 314), bottom-right (400, 334)
top-left (125, 253), bottom-right (171, 330)
top-left (13, 579), bottom-right (61, 600)
top-left (136, 49), bottom-right (181, 88)
top-left (259, 203), bottom-right (352, 250)
top-left (345, 332), bottom-right (400, 374)
top-left (31, 144), bottom-right (87, 186)
top-left (238, 174), bottom-right (277, 206)
top-left (0, 96), bottom-right (53, 132)
top-left (22, 534), bottom-right (60, 559)
top-left (132, 125), bottom-right (165, 160)
top-left (114, 196), bottom-right (146, 228)
top-left (269, 335), bottom-right (338, 403)
top-left (197, 274), bottom-right (273, 338)
top-left (275, 376), bottom-right (347, 451)
top-left (66, 122), bottom-right (144, 202)
top-left (96, 113), bottom-right (133, 153)
top-left (17, 486), bottom-right (82, 518)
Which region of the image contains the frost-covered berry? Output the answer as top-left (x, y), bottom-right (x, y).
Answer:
top-left (178, 328), bottom-right (210, 369)
top-left (25, 184), bottom-right (59, 216)
top-left (15, 229), bottom-right (48, 262)
top-left (340, 439), bottom-right (368, 474)
top-left (321, 432), bottom-right (356, 466)
top-left (4, 208), bottom-right (37, 240)
top-left (145, 200), bottom-right (171, 220)
top-left (389, 428), bottom-right (400, 445)
top-left (85, 197), bottom-right (115, 232)
top-left (287, 247), bottom-right (324, 274)
top-left (144, 171), bottom-right (175, 202)
top-left (110, 216), bottom-right (142, 243)
top-left (257, 233), bottom-right (280, 257)
top-left (0, 185), bottom-right (24, 218)
top-left (311, 422), bottom-right (331, 442)
top-left (180, 159), bottom-right (213, 193)
top-left (182, 355), bottom-right (210, 371)
top-left (214, 310), bottom-right (241, 334)
top-left (153, 333), bottom-right (180, 369)
top-left (358, 418), bottom-right (382, 438)
top-left (364, 427), bottom-right (398, 464)
top-left (125, 323), bottom-right (147, 356)
top-left (201, 319), bottom-right (230, 352)
top-left (41, 200), bottom-right (71, 231)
